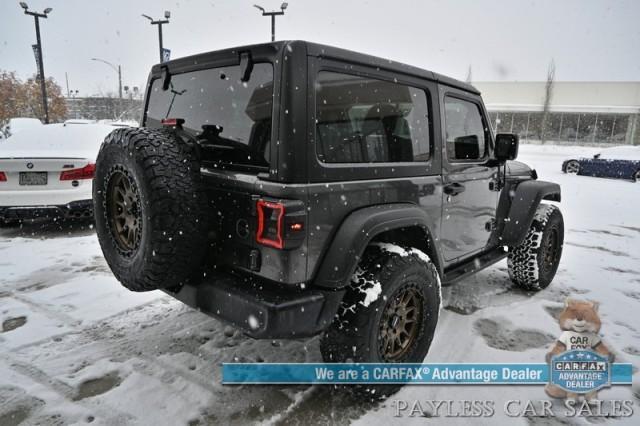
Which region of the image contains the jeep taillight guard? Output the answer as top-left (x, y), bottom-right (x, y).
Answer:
top-left (256, 198), bottom-right (306, 250)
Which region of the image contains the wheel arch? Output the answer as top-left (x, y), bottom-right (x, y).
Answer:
top-left (500, 180), bottom-right (561, 247)
top-left (312, 203), bottom-right (443, 290)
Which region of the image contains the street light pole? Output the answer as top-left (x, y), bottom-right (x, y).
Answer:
top-left (117, 65), bottom-right (122, 100)
top-left (142, 11), bottom-right (171, 63)
top-left (91, 58), bottom-right (123, 118)
top-left (254, 3), bottom-right (288, 42)
top-left (19, 2), bottom-right (52, 124)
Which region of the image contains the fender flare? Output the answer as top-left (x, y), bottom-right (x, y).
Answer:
top-left (312, 203), bottom-right (442, 290)
top-left (501, 180), bottom-right (561, 247)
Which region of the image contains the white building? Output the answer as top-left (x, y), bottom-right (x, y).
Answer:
top-left (474, 81), bottom-right (640, 145)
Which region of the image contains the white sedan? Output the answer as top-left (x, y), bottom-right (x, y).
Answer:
top-left (0, 123), bottom-right (124, 224)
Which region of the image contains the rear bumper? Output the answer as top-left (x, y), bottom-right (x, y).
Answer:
top-left (0, 199), bottom-right (94, 220)
top-left (0, 185), bottom-right (92, 207)
top-left (165, 272), bottom-right (345, 339)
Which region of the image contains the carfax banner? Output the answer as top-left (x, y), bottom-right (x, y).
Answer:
top-left (222, 361), bottom-right (633, 386)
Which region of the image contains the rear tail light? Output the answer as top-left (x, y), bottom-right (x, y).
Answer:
top-left (161, 118), bottom-right (185, 127)
top-left (60, 163), bottom-right (96, 181)
top-left (0, 172), bottom-right (6, 182)
top-left (256, 200), bottom-right (285, 249)
top-left (256, 199), bottom-right (306, 250)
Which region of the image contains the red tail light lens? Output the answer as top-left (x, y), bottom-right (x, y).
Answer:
top-left (60, 163), bottom-right (96, 181)
top-left (256, 200), bottom-right (285, 249)
top-left (0, 172), bottom-right (7, 182)
top-left (161, 118), bottom-right (185, 127)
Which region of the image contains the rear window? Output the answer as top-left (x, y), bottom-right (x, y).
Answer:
top-left (145, 63), bottom-right (274, 169)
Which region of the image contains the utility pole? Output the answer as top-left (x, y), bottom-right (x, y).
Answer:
top-left (19, 2), bottom-right (52, 124)
top-left (91, 58), bottom-right (123, 118)
top-left (253, 3), bottom-right (288, 42)
top-left (142, 11), bottom-right (171, 63)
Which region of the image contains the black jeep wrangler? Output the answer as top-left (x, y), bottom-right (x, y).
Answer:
top-left (94, 41), bottom-right (563, 366)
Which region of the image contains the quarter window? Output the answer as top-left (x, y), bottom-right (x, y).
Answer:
top-left (315, 71), bottom-right (431, 163)
top-left (444, 97), bottom-right (488, 161)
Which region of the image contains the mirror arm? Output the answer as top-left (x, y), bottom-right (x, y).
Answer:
top-left (484, 158), bottom-right (503, 167)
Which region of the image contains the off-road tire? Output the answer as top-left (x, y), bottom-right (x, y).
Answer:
top-left (320, 243), bottom-right (441, 397)
top-left (93, 127), bottom-right (210, 292)
top-left (508, 204), bottom-right (564, 291)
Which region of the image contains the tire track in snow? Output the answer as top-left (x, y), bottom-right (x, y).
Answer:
top-left (564, 241), bottom-right (635, 259)
top-left (0, 352), bottom-right (136, 424)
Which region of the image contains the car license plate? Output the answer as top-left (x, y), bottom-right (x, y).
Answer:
top-left (19, 172), bottom-right (48, 186)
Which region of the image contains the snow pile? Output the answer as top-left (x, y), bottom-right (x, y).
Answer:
top-left (350, 267), bottom-right (382, 308)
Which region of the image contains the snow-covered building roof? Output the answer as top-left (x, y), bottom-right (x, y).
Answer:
top-left (474, 81), bottom-right (640, 114)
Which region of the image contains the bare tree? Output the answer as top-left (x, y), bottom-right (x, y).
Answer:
top-left (540, 59), bottom-right (555, 144)
top-left (465, 65), bottom-right (473, 84)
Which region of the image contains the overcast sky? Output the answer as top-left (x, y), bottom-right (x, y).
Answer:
top-left (1, 0), bottom-right (638, 97)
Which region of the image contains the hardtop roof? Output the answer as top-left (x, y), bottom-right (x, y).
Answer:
top-left (152, 40), bottom-right (479, 95)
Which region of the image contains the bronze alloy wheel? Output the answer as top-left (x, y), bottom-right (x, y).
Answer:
top-left (106, 170), bottom-right (142, 253)
top-left (541, 227), bottom-right (560, 275)
top-left (378, 284), bottom-right (424, 362)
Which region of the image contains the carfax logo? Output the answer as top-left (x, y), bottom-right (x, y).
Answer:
top-left (550, 350), bottom-right (610, 394)
top-left (545, 298), bottom-right (614, 402)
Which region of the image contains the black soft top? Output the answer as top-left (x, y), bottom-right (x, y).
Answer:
top-left (150, 40), bottom-right (479, 95)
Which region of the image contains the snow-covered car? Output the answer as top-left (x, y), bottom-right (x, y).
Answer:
top-left (562, 145), bottom-right (640, 182)
top-left (0, 123), bottom-right (126, 224)
top-left (1, 117), bottom-right (43, 140)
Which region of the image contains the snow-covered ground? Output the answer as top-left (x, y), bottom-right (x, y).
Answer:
top-left (1, 144), bottom-right (638, 425)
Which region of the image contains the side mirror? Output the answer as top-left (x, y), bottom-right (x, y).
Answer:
top-left (494, 133), bottom-right (519, 162)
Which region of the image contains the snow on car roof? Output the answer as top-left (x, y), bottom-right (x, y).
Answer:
top-left (0, 123), bottom-right (120, 160)
top-left (3, 117), bottom-right (43, 136)
top-left (597, 145), bottom-right (640, 161)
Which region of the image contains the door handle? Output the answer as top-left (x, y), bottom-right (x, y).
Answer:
top-left (443, 183), bottom-right (465, 196)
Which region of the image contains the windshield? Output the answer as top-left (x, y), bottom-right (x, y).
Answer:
top-left (145, 62), bottom-right (274, 169)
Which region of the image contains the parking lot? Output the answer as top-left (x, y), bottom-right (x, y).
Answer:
top-left (1, 144), bottom-right (639, 425)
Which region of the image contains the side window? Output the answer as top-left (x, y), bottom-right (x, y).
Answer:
top-left (315, 71), bottom-right (431, 163)
top-left (444, 97), bottom-right (487, 161)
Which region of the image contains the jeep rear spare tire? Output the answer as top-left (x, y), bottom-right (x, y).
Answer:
top-left (93, 127), bottom-right (209, 291)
